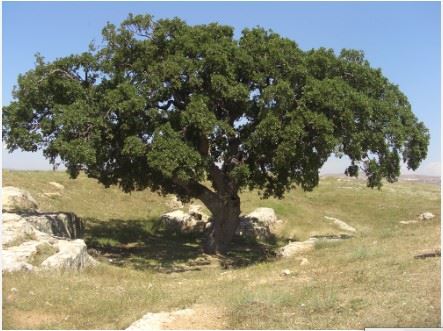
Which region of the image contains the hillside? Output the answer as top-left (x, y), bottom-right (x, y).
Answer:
top-left (2, 170), bottom-right (441, 329)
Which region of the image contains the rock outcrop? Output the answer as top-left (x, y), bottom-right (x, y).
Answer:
top-left (2, 186), bottom-right (38, 213)
top-left (2, 187), bottom-right (96, 273)
top-left (278, 238), bottom-right (317, 257)
top-left (159, 206), bottom-right (210, 234)
top-left (418, 212), bottom-right (435, 221)
top-left (126, 308), bottom-right (195, 330)
top-left (323, 216), bottom-right (357, 233)
top-left (235, 207), bottom-right (282, 241)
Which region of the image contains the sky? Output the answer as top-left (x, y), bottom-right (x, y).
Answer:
top-left (2, 1), bottom-right (441, 176)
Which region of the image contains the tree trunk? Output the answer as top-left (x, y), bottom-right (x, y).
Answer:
top-left (203, 194), bottom-right (241, 255)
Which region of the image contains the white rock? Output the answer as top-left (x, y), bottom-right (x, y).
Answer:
top-left (48, 182), bottom-right (64, 190)
top-left (281, 269), bottom-right (292, 276)
top-left (159, 210), bottom-right (207, 234)
top-left (25, 212), bottom-right (84, 239)
top-left (324, 216), bottom-right (357, 233)
top-left (2, 187), bottom-right (38, 213)
top-left (43, 192), bottom-right (62, 198)
top-left (189, 203), bottom-right (204, 216)
top-left (299, 257), bottom-right (309, 266)
top-left (126, 308), bottom-right (194, 330)
top-left (2, 240), bottom-right (42, 272)
top-left (418, 212), bottom-right (435, 221)
top-left (2, 213), bottom-right (36, 247)
top-left (244, 207), bottom-right (278, 226)
top-left (279, 239), bottom-right (317, 258)
top-left (41, 239), bottom-right (92, 270)
top-left (400, 220), bottom-right (419, 225)
top-left (166, 196), bottom-right (184, 210)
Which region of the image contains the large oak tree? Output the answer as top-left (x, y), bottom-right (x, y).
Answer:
top-left (3, 14), bottom-right (429, 253)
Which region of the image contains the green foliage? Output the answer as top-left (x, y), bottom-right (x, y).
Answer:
top-left (3, 14), bottom-right (429, 199)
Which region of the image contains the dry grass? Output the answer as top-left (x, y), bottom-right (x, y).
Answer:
top-left (2, 170), bottom-right (441, 329)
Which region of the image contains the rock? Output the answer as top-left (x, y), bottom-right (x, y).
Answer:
top-left (235, 219), bottom-right (273, 241)
top-left (49, 182), bottom-right (64, 190)
top-left (159, 210), bottom-right (208, 234)
top-left (25, 212), bottom-right (84, 239)
top-left (324, 216), bottom-right (357, 233)
top-left (2, 197), bottom-right (95, 272)
top-left (235, 207), bottom-right (279, 241)
top-left (400, 220), bottom-right (419, 225)
top-left (418, 212), bottom-right (435, 221)
top-left (299, 257), bottom-right (309, 266)
top-left (2, 240), bottom-right (42, 272)
top-left (414, 248), bottom-right (441, 259)
top-left (2, 186), bottom-right (38, 213)
top-left (41, 239), bottom-right (95, 270)
top-left (2, 213), bottom-right (36, 247)
top-left (166, 196), bottom-right (184, 210)
top-left (43, 192), bottom-right (62, 198)
top-left (281, 269), bottom-right (292, 276)
top-left (188, 204), bottom-right (210, 223)
top-left (244, 207), bottom-right (278, 227)
top-left (278, 239), bottom-right (317, 258)
top-left (126, 308), bottom-right (194, 330)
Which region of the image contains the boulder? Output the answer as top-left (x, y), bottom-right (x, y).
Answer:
top-left (2, 241), bottom-right (41, 272)
top-left (188, 204), bottom-right (209, 221)
top-left (126, 308), bottom-right (195, 330)
top-left (48, 182), bottom-right (64, 190)
top-left (2, 213), bottom-right (36, 247)
top-left (2, 197), bottom-right (95, 273)
top-left (278, 238), bottom-right (317, 258)
top-left (243, 207), bottom-right (278, 227)
top-left (235, 207), bottom-right (279, 241)
top-left (418, 212), bottom-right (435, 221)
top-left (25, 212), bottom-right (84, 239)
top-left (166, 196), bottom-right (184, 210)
top-left (159, 210), bottom-right (208, 234)
top-left (235, 218), bottom-right (273, 241)
top-left (41, 239), bottom-right (95, 270)
top-left (2, 186), bottom-right (38, 213)
top-left (324, 216), bottom-right (357, 233)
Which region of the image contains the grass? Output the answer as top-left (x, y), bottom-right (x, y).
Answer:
top-left (2, 170), bottom-right (441, 329)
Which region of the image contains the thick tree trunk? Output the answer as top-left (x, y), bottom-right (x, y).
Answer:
top-left (203, 194), bottom-right (241, 255)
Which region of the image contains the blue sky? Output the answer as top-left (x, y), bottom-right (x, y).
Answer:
top-left (2, 1), bottom-right (441, 175)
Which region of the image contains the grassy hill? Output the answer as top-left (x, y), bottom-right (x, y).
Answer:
top-left (2, 170), bottom-right (441, 329)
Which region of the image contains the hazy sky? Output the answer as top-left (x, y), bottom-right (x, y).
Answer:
top-left (2, 1), bottom-right (441, 176)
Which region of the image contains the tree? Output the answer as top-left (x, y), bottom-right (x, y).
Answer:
top-left (3, 14), bottom-right (430, 254)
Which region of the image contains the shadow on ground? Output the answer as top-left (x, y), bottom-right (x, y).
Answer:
top-left (84, 217), bottom-right (279, 272)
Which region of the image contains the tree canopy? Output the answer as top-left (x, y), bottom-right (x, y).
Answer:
top-left (3, 14), bottom-right (429, 200)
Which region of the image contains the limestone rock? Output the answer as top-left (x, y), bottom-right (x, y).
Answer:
top-left (2, 241), bottom-right (42, 272)
top-left (299, 257), bottom-right (309, 266)
top-left (279, 239), bottom-right (317, 258)
top-left (166, 196), bottom-right (184, 210)
top-left (244, 207), bottom-right (278, 227)
top-left (126, 308), bottom-right (195, 330)
top-left (2, 213), bottom-right (36, 247)
top-left (41, 239), bottom-right (94, 270)
top-left (25, 212), bottom-right (84, 239)
top-left (235, 207), bottom-right (279, 241)
top-left (400, 220), bottom-right (419, 225)
top-left (48, 182), bottom-right (64, 190)
top-left (159, 210), bottom-right (208, 234)
top-left (235, 219), bottom-right (273, 241)
top-left (43, 192), bottom-right (62, 198)
top-left (2, 186), bottom-right (38, 213)
top-left (324, 216), bottom-right (357, 233)
top-left (418, 212), bottom-right (435, 221)
top-left (281, 269), bottom-right (292, 276)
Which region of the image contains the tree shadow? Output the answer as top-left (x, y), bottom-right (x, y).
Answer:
top-left (83, 217), bottom-right (280, 273)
